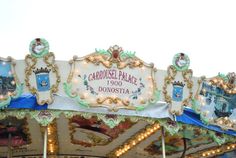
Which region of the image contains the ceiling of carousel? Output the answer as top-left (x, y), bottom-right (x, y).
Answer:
top-left (0, 115), bottom-right (236, 158)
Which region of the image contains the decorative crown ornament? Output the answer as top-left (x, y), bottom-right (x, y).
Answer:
top-left (33, 67), bottom-right (51, 74)
top-left (108, 45), bottom-right (123, 62)
top-left (172, 81), bottom-right (185, 87)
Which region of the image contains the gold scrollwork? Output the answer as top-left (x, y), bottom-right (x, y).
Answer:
top-left (162, 65), bottom-right (193, 115)
top-left (85, 53), bottom-right (112, 68)
top-left (210, 74), bottom-right (236, 94)
top-left (44, 53), bottom-right (61, 94)
top-left (25, 52), bottom-right (60, 105)
top-left (97, 97), bottom-right (130, 106)
top-left (85, 53), bottom-right (144, 69)
top-left (194, 76), bottom-right (206, 99)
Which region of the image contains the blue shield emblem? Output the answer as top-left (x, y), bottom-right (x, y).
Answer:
top-left (36, 73), bottom-right (50, 92)
top-left (172, 85), bottom-right (184, 102)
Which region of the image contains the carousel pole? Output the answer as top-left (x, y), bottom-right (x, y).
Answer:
top-left (43, 127), bottom-right (48, 158)
top-left (161, 126), bottom-right (166, 158)
top-left (7, 122), bottom-right (12, 158)
top-left (7, 132), bottom-right (12, 158)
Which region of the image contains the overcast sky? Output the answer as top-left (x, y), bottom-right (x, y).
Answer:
top-left (0, 0), bottom-right (235, 77)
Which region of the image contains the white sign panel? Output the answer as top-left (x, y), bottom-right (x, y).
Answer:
top-left (64, 45), bottom-right (159, 111)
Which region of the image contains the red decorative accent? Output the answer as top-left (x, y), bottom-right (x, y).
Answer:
top-left (7, 127), bottom-right (17, 132)
top-left (0, 136), bottom-right (26, 146)
top-left (112, 50), bottom-right (119, 59)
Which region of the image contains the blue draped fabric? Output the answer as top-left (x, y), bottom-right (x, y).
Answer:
top-left (176, 107), bottom-right (236, 136)
top-left (5, 94), bottom-right (236, 136)
top-left (8, 93), bottom-right (48, 110)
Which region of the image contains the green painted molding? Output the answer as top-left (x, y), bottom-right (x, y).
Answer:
top-left (63, 82), bottom-right (77, 98)
top-left (95, 48), bottom-right (136, 60)
top-left (159, 119), bottom-right (180, 135)
top-left (97, 115), bottom-right (126, 128)
top-left (135, 89), bottom-right (161, 111)
top-left (217, 72), bottom-right (228, 81)
top-left (0, 110), bottom-right (28, 120)
top-left (209, 131), bottom-right (227, 145)
top-left (95, 48), bottom-right (111, 56)
top-left (64, 82), bottom-right (90, 108)
top-left (31, 110), bottom-right (61, 126)
top-left (191, 99), bottom-right (210, 124)
top-left (120, 51), bottom-right (136, 59)
top-left (76, 97), bottom-right (90, 108)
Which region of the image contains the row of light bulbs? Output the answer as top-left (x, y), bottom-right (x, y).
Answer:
top-left (186, 143), bottom-right (236, 158)
top-left (115, 123), bottom-right (160, 157)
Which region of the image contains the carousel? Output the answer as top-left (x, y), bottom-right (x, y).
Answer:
top-left (0, 38), bottom-right (236, 158)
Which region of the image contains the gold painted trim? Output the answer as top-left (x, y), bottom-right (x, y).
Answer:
top-left (209, 75), bottom-right (236, 94)
top-left (162, 65), bottom-right (193, 115)
top-left (85, 53), bottom-right (145, 69)
top-left (97, 97), bottom-right (130, 106)
top-left (25, 52), bottom-right (60, 105)
top-left (194, 76), bottom-right (206, 99)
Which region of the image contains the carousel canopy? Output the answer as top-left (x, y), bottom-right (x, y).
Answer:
top-left (0, 38), bottom-right (236, 158)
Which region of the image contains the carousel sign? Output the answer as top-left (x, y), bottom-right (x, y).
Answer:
top-left (64, 45), bottom-right (160, 111)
